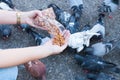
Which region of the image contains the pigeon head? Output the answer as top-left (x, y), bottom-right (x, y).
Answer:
top-left (35, 37), bottom-right (42, 45)
top-left (59, 11), bottom-right (71, 25)
top-left (104, 42), bottom-right (113, 53)
top-left (97, 13), bottom-right (105, 25)
top-left (17, 24), bottom-right (31, 32)
top-left (71, 4), bottom-right (83, 20)
top-left (2, 27), bottom-right (11, 39)
top-left (88, 42), bottom-right (113, 57)
top-left (0, 25), bottom-right (11, 40)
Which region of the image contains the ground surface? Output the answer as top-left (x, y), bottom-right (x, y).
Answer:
top-left (0, 0), bottom-right (120, 80)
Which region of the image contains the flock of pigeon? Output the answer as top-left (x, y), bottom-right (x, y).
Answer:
top-left (0, 0), bottom-right (119, 80)
top-left (48, 0), bottom-right (120, 80)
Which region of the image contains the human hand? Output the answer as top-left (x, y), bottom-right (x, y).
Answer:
top-left (20, 10), bottom-right (47, 29)
top-left (43, 30), bottom-right (70, 55)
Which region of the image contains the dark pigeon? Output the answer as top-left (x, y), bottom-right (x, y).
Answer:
top-left (74, 54), bottom-right (120, 73)
top-left (0, 24), bottom-right (11, 40)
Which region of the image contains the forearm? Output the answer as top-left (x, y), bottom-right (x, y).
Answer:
top-left (0, 10), bottom-right (25, 24)
top-left (0, 45), bottom-right (52, 68)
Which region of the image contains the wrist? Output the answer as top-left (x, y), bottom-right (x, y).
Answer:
top-left (16, 11), bottom-right (27, 24)
top-left (35, 45), bottom-right (53, 58)
top-left (42, 45), bottom-right (54, 56)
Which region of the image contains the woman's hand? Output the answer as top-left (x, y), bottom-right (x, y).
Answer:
top-left (43, 30), bottom-right (70, 55)
top-left (20, 10), bottom-right (47, 30)
top-left (20, 10), bottom-right (42, 27)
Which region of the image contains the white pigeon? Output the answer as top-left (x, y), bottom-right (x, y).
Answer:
top-left (68, 30), bottom-right (100, 52)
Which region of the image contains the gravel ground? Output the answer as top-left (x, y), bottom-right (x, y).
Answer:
top-left (0, 0), bottom-right (120, 80)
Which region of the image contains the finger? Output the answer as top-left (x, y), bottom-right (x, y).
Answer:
top-left (34, 10), bottom-right (43, 17)
top-left (62, 30), bottom-right (67, 36)
top-left (60, 40), bottom-right (68, 51)
top-left (60, 30), bottom-right (70, 49)
top-left (62, 30), bottom-right (70, 39)
top-left (63, 30), bottom-right (70, 42)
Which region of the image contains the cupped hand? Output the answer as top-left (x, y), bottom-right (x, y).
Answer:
top-left (43, 30), bottom-right (70, 55)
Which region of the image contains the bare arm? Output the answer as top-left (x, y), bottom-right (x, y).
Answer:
top-left (0, 45), bottom-right (52, 68)
top-left (0, 30), bottom-right (70, 68)
top-left (0, 10), bottom-right (70, 68)
top-left (0, 10), bottom-right (24, 24)
top-left (0, 10), bottom-right (42, 27)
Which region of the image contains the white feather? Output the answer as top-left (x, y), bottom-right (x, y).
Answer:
top-left (92, 42), bottom-right (106, 57)
top-left (68, 31), bottom-right (100, 52)
top-left (90, 23), bottom-right (105, 38)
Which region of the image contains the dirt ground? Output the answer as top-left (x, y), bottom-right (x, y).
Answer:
top-left (0, 0), bottom-right (120, 80)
